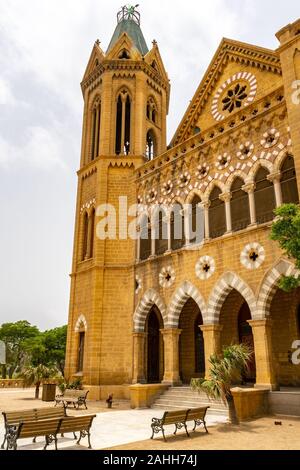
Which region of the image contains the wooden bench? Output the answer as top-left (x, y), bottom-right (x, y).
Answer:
top-left (1, 407), bottom-right (66, 449)
top-left (151, 406), bottom-right (210, 441)
top-left (55, 389), bottom-right (89, 409)
top-left (5, 415), bottom-right (96, 450)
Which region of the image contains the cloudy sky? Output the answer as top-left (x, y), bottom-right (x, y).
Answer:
top-left (0, 0), bottom-right (299, 330)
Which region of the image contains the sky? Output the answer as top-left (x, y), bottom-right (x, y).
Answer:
top-left (0, 0), bottom-right (299, 330)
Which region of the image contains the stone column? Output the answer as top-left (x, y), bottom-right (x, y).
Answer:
top-left (248, 319), bottom-right (278, 390)
top-left (200, 325), bottom-right (223, 379)
top-left (201, 200), bottom-right (210, 240)
top-left (136, 224), bottom-right (141, 263)
top-left (120, 95), bottom-right (126, 155)
top-left (150, 217), bottom-right (156, 258)
top-left (132, 333), bottom-right (146, 384)
top-left (166, 211), bottom-right (172, 253)
top-left (268, 172), bottom-right (283, 208)
top-left (161, 329), bottom-right (182, 385)
top-left (220, 192), bottom-right (232, 233)
top-left (242, 183), bottom-right (257, 225)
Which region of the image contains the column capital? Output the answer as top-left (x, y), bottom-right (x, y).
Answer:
top-left (200, 199), bottom-right (211, 210)
top-left (160, 328), bottom-right (182, 337)
top-left (242, 182), bottom-right (256, 194)
top-left (248, 319), bottom-right (273, 328)
top-left (219, 192), bottom-right (232, 203)
top-left (200, 324), bottom-right (223, 333)
top-left (132, 331), bottom-right (147, 338)
top-left (267, 171), bottom-right (281, 184)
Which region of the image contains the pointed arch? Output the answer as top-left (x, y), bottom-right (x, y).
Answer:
top-left (185, 189), bottom-right (204, 204)
top-left (133, 289), bottom-right (167, 332)
top-left (166, 281), bottom-right (207, 328)
top-left (207, 272), bottom-right (257, 323)
top-left (248, 159), bottom-right (274, 181)
top-left (203, 180), bottom-right (226, 200)
top-left (225, 170), bottom-right (247, 191)
top-left (256, 259), bottom-right (299, 319)
top-left (75, 314), bottom-right (88, 332)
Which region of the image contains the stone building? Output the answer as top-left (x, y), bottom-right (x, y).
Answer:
top-left (64, 6), bottom-right (300, 402)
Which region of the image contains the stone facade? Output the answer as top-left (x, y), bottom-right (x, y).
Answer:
top-left (64, 11), bottom-right (300, 398)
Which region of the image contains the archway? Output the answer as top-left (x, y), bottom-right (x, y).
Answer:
top-left (179, 298), bottom-right (205, 383)
top-left (146, 306), bottom-right (164, 383)
top-left (219, 290), bottom-right (256, 382)
top-left (269, 287), bottom-right (300, 386)
top-left (238, 302), bottom-right (256, 382)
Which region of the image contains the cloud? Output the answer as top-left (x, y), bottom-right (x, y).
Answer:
top-left (0, 79), bottom-right (16, 105)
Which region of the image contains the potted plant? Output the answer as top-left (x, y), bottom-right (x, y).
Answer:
top-left (191, 344), bottom-right (253, 424)
top-left (20, 364), bottom-right (58, 399)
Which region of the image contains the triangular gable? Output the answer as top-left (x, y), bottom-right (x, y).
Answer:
top-left (105, 32), bottom-right (142, 61)
top-left (82, 41), bottom-right (105, 83)
top-left (171, 38), bottom-right (282, 146)
top-left (144, 42), bottom-right (169, 84)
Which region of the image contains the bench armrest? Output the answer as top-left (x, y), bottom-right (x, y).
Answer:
top-left (151, 417), bottom-right (163, 426)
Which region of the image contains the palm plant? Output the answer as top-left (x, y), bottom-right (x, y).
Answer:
top-left (20, 364), bottom-right (58, 399)
top-left (191, 344), bottom-right (253, 424)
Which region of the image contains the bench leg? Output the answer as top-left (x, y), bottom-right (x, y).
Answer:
top-left (88, 431), bottom-right (92, 449)
top-left (184, 423), bottom-right (190, 438)
top-left (162, 427), bottom-right (167, 442)
top-left (150, 427), bottom-right (155, 440)
top-left (203, 420), bottom-right (209, 434)
top-left (1, 434), bottom-right (7, 449)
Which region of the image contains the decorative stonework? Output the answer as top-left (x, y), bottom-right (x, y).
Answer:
top-left (137, 195), bottom-right (144, 204)
top-left (196, 163), bottom-right (210, 180)
top-left (146, 189), bottom-right (157, 203)
top-left (195, 256), bottom-right (216, 280)
top-left (240, 243), bottom-right (265, 270)
top-left (161, 180), bottom-right (173, 196)
top-left (216, 152), bottom-right (231, 170)
top-left (211, 72), bottom-right (257, 121)
top-left (75, 315), bottom-right (88, 332)
top-left (135, 275), bottom-right (142, 294)
top-left (237, 142), bottom-right (254, 160)
top-left (159, 266), bottom-right (176, 288)
top-left (80, 198), bottom-right (96, 213)
top-left (260, 129), bottom-right (280, 149)
top-left (178, 172), bottom-right (191, 188)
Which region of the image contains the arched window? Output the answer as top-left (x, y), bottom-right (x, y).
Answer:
top-left (190, 195), bottom-right (202, 244)
top-left (91, 99), bottom-right (101, 161)
top-left (119, 49), bottom-right (130, 59)
top-left (146, 97), bottom-right (157, 124)
top-left (89, 208), bottom-right (95, 258)
top-left (171, 204), bottom-right (185, 250)
top-left (230, 177), bottom-right (250, 232)
top-left (115, 90), bottom-right (131, 155)
top-left (140, 215), bottom-right (151, 261)
top-left (208, 187), bottom-right (226, 239)
top-left (146, 130), bottom-right (156, 160)
top-left (82, 212), bottom-right (89, 261)
top-left (280, 155), bottom-right (299, 204)
top-left (254, 167), bottom-right (276, 224)
top-left (77, 331), bottom-right (85, 372)
top-left (155, 208), bottom-right (168, 256)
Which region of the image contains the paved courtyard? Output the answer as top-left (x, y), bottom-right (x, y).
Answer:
top-left (0, 389), bottom-right (227, 450)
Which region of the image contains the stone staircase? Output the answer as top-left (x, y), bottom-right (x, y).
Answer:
top-left (152, 386), bottom-right (228, 416)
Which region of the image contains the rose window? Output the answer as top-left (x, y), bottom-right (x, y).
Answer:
top-left (195, 256), bottom-right (216, 280)
top-left (216, 153), bottom-right (231, 170)
top-left (237, 142), bottom-right (254, 160)
top-left (260, 129), bottom-right (280, 149)
top-left (222, 83), bottom-right (248, 113)
top-left (240, 243), bottom-right (265, 270)
top-left (162, 180), bottom-right (173, 196)
top-left (159, 266), bottom-right (176, 288)
top-left (178, 172), bottom-right (191, 188)
top-left (196, 163), bottom-right (210, 180)
top-left (146, 189), bottom-right (157, 203)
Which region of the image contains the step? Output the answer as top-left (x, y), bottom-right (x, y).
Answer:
top-left (161, 392), bottom-right (224, 402)
top-left (152, 404), bottom-right (228, 415)
top-left (154, 399), bottom-right (226, 409)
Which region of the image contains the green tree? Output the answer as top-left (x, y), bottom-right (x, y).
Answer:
top-left (270, 203), bottom-right (300, 292)
top-left (0, 321), bottom-right (39, 378)
top-left (20, 364), bottom-right (59, 399)
top-left (191, 344), bottom-right (253, 424)
top-left (22, 325), bottom-right (67, 375)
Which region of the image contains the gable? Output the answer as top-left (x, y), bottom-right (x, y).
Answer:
top-left (171, 38), bottom-right (282, 146)
top-left (105, 33), bottom-right (142, 61)
top-left (82, 41), bottom-right (105, 83)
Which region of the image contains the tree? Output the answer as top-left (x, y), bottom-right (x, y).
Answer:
top-left (23, 325), bottom-right (67, 375)
top-left (0, 321), bottom-right (39, 378)
top-left (20, 364), bottom-right (58, 399)
top-left (191, 344), bottom-right (253, 424)
top-left (270, 204), bottom-right (300, 292)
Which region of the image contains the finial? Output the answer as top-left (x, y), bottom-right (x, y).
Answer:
top-left (95, 39), bottom-right (100, 46)
top-left (152, 39), bottom-right (157, 47)
top-left (117, 4), bottom-right (141, 25)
